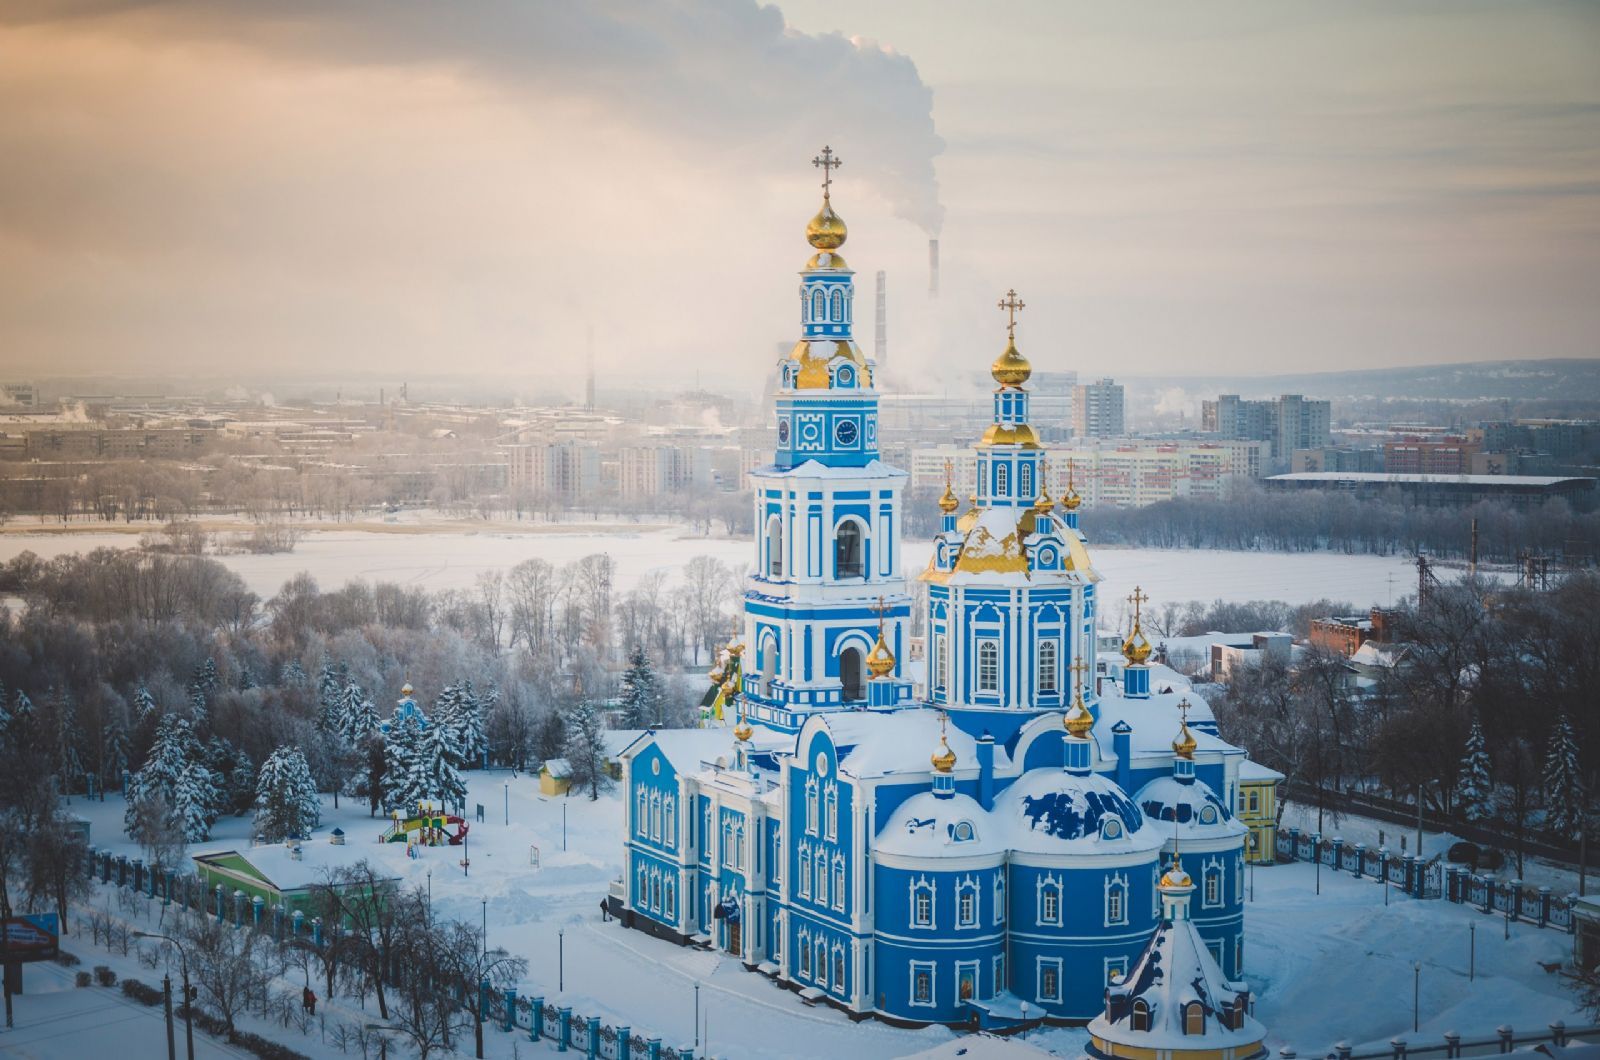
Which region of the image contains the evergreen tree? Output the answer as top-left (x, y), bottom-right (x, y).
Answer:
top-left (1544, 713), bottom-right (1586, 835)
top-left (411, 719), bottom-right (467, 810)
top-left (5, 690), bottom-right (40, 756)
top-left (534, 709), bottom-right (566, 764)
top-left (337, 681), bottom-right (380, 746)
top-left (173, 762), bottom-right (221, 842)
top-left (562, 700), bottom-right (611, 801)
top-left (101, 721), bottom-right (130, 794)
top-left (127, 714), bottom-right (219, 842)
top-left (206, 737), bottom-right (256, 817)
top-left (254, 746), bottom-right (321, 842)
top-left (52, 689), bottom-right (85, 791)
top-left (1458, 714), bottom-right (1493, 822)
top-left (280, 659), bottom-right (309, 688)
top-left (131, 686), bottom-right (158, 722)
top-left (381, 715), bottom-right (423, 814)
top-left (618, 645), bottom-right (662, 729)
top-left (316, 655), bottom-right (348, 731)
top-left (434, 681), bottom-right (485, 767)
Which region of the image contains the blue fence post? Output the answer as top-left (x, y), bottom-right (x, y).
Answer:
top-left (148, 862), bottom-right (157, 898)
top-left (1287, 827), bottom-right (1300, 862)
top-left (233, 890), bottom-right (245, 927)
top-left (682, 1048), bottom-right (696, 1060)
top-left (1444, 1032), bottom-right (1460, 1058)
top-left (503, 987), bottom-right (517, 1033)
top-left (1497, 1026), bottom-right (1514, 1053)
top-left (251, 895), bottom-right (264, 930)
top-left (559, 1007), bottom-right (571, 1052)
top-left (273, 904), bottom-right (284, 940)
top-left (99, 851), bottom-right (110, 883)
top-left (587, 1015), bottom-right (599, 1058)
top-left (648, 1038), bottom-right (662, 1060)
top-left (1483, 876), bottom-right (1495, 914)
top-left (1509, 880), bottom-right (1523, 922)
top-left (618, 1026), bottom-right (631, 1058)
top-left (215, 884), bottom-right (226, 920)
top-left (312, 916), bottom-right (323, 947)
top-left (1331, 837), bottom-right (1343, 873)
top-left (165, 869), bottom-right (176, 905)
top-left (1378, 849), bottom-right (1388, 886)
top-left (116, 855), bottom-right (129, 888)
top-left (292, 909), bottom-right (305, 938)
top-left (530, 996), bottom-right (544, 1041)
top-left (1538, 886), bottom-right (1551, 927)
top-left (85, 847), bottom-right (97, 881)
top-left (131, 858), bottom-right (143, 894)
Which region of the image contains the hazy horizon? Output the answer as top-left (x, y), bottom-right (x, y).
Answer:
top-left (1, 1), bottom-right (1597, 389)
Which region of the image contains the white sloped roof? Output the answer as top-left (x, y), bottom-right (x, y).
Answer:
top-left (993, 767), bottom-right (1164, 856)
top-left (1135, 774), bottom-right (1247, 841)
top-left (875, 791), bottom-right (1006, 859)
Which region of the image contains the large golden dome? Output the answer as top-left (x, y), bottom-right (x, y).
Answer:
top-left (991, 337), bottom-right (1032, 387)
top-left (1064, 695), bottom-right (1095, 738)
top-left (807, 199), bottom-right (847, 251)
top-left (1122, 623), bottom-right (1153, 665)
top-left (866, 628), bottom-right (897, 679)
top-left (931, 735), bottom-right (957, 774)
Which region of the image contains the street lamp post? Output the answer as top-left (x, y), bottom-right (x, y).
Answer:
top-left (1412, 961), bottom-right (1421, 1033)
top-left (694, 982), bottom-right (699, 1048)
top-left (134, 932), bottom-right (194, 1060)
top-left (559, 929), bottom-right (565, 993)
top-left (481, 898), bottom-right (488, 960)
top-left (1469, 922), bottom-right (1475, 981)
top-left (162, 974), bottom-right (176, 1060)
top-left (504, 781), bottom-right (509, 827)
top-left (1020, 1001), bottom-right (1030, 1040)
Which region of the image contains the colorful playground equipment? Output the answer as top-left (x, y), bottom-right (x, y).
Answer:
top-left (381, 802), bottom-right (470, 849)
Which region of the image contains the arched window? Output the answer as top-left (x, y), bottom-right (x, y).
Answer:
top-left (835, 520), bottom-right (864, 578)
top-left (1037, 639), bottom-right (1058, 694)
top-left (957, 880), bottom-right (978, 927)
top-left (1038, 879), bottom-right (1061, 925)
top-left (996, 463), bottom-right (1009, 497)
top-left (830, 288), bottom-right (844, 321)
top-left (805, 777), bottom-right (819, 836)
top-left (1185, 1001), bottom-right (1205, 1035)
top-left (911, 879), bottom-right (935, 928)
top-left (832, 854), bottom-right (845, 910)
top-left (799, 933), bottom-right (812, 977)
top-left (977, 640), bottom-right (1000, 694)
top-left (1131, 999), bottom-right (1151, 1032)
top-left (1020, 463), bottom-right (1033, 500)
top-left (767, 516), bottom-right (783, 577)
top-left (664, 795), bottom-right (676, 848)
top-left (1106, 879), bottom-right (1126, 925)
top-left (1204, 867), bottom-right (1222, 906)
top-left (815, 938), bottom-right (828, 986)
top-left (833, 947), bottom-right (845, 993)
top-left (840, 646), bottom-right (865, 702)
top-left (665, 877), bottom-right (676, 918)
top-left (815, 850), bottom-right (828, 906)
top-left (811, 289), bottom-right (825, 322)
top-left (825, 785), bottom-right (838, 840)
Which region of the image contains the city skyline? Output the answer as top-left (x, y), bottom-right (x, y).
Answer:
top-left (0, 1), bottom-right (1596, 386)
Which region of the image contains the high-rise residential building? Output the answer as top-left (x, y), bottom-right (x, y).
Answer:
top-left (1202, 393), bottom-right (1330, 461)
top-left (504, 441), bottom-right (600, 498)
top-left (617, 445), bottom-right (712, 498)
top-left (1072, 377), bottom-right (1124, 438)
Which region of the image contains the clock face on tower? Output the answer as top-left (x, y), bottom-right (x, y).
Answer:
top-left (835, 418), bottom-right (859, 447)
top-left (777, 419), bottom-right (790, 445)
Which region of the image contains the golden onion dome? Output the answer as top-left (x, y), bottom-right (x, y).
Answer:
top-left (1060, 487), bottom-right (1082, 511)
top-left (1160, 858), bottom-right (1192, 889)
top-left (400, 683), bottom-right (414, 697)
top-left (990, 337), bottom-right (1032, 387)
top-left (938, 482), bottom-right (960, 514)
top-left (720, 677), bottom-right (737, 698)
top-left (806, 199), bottom-right (847, 251)
top-left (866, 628), bottom-right (897, 679)
top-left (708, 664), bottom-right (725, 684)
top-left (931, 735), bottom-right (957, 774)
top-left (979, 421), bottom-right (1042, 448)
top-left (728, 639), bottom-right (745, 658)
top-left (1122, 623), bottom-right (1153, 666)
top-left (1063, 695), bottom-right (1095, 738)
top-left (805, 250), bottom-right (850, 271)
top-left (1172, 718), bottom-right (1198, 760)
top-left (1032, 482), bottom-right (1054, 514)
top-left (733, 714), bottom-right (753, 743)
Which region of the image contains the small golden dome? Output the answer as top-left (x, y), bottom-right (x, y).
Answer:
top-left (1064, 696), bottom-right (1095, 738)
top-left (866, 628), bottom-right (896, 679)
top-left (1060, 487), bottom-right (1081, 511)
top-left (734, 715), bottom-right (753, 742)
top-left (1172, 719), bottom-right (1197, 760)
top-left (728, 640), bottom-right (745, 658)
top-left (1160, 859), bottom-right (1192, 889)
top-left (400, 683), bottom-right (414, 697)
top-left (939, 482), bottom-right (960, 514)
top-left (806, 199), bottom-right (847, 251)
top-left (990, 337), bottom-right (1032, 387)
top-left (1122, 623), bottom-right (1152, 666)
top-left (720, 677), bottom-right (737, 699)
top-left (1032, 483), bottom-right (1053, 514)
top-left (979, 421), bottom-right (1042, 448)
top-left (708, 664), bottom-right (725, 683)
top-left (805, 250), bottom-right (850, 271)
top-left (931, 735), bottom-right (957, 774)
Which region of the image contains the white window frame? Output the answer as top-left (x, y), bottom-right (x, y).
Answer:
top-left (815, 850), bottom-right (828, 906)
top-left (1204, 862), bottom-right (1222, 907)
top-left (824, 783), bottom-right (838, 841)
top-left (994, 872), bottom-right (1006, 926)
top-left (993, 953), bottom-right (1005, 998)
top-left (976, 639), bottom-right (1000, 694)
top-left (1019, 463), bottom-right (1032, 501)
top-left (911, 877), bottom-right (935, 929)
top-left (955, 958), bottom-right (979, 1004)
top-left (910, 961), bottom-right (936, 1008)
top-left (832, 943), bottom-right (846, 995)
top-left (636, 789), bottom-right (647, 836)
top-left (797, 842), bottom-right (812, 898)
top-left (934, 632), bottom-right (948, 690)
top-left (1037, 638), bottom-right (1059, 694)
top-left (1037, 875), bottom-right (1061, 926)
top-left (798, 928), bottom-right (812, 979)
top-left (1105, 872), bottom-right (1128, 927)
top-left (815, 937), bottom-right (828, 987)
top-left (1037, 957), bottom-right (1063, 1003)
top-left (650, 792), bottom-right (662, 841)
top-left (1104, 955), bottom-right (1128, 986)
top-left (832, 853), bottom-right (846, 912)
top-left (805, 776), bottom-right (819, 836)
top-left (665, 876), bottom-right (676, 919)
top-left (957, 878), bottom-right (979, 929)
top-left (664, 794), bottom-right (676, 849)
top-left (996, 463), bottom-right (1009, 497)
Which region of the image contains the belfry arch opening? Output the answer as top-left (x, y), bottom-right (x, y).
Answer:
top-left (767, 515), bottom-right (783, 577)
top-left (835, 519), bottom-right (864, 579)
top-left (840, 646), bottom-right (865, 702)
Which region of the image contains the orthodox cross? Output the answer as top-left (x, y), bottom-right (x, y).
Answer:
top-left (874, 594), bottom-right (889, 635)
top-left (997, 288), bottom-right (1025, 340)
top-left (1128, 585), bottom-right (1148, 626)
top-left (812, 145), bottom-right (842, 197)
top-left (1178, 698), bottom-right (1191, 726)
top-left (943, 458), bottom-right (954, 490)
top-left (1070, 657), bottom-right (1089, 698)
top-left (1066, 459), bottom-right (1076, 492)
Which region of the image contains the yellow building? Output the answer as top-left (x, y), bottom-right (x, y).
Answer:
top-left (539, 759), bottom-right (573, 796)
top-left (1237, 760), bottom-right (1284, 864)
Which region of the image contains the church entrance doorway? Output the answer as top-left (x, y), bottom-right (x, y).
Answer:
top-left (840, 647), bottom-right (865, 702)
top-left (727, 919), bottom-right (741, 956)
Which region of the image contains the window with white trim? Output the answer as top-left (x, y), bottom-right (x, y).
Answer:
top-left (797, 843), bottom-right (812, 898)
top-left (799, 930), bottom-right (812, 978)
top-left (825, 783), bottom-right (838, 841)
top-left (1019, 463), bottom-right (1032, 501)
top-left (957, 879), bottom-right (978, 928)
top-left (650, 792), bottom-right (661, 841)
top-left (934, 633), bottom-right (947, 690)
top-left (911, 879), bottom-right (935, 928)
top-left (805, 776), bottom-right (819, 836)
top-left (910, 962), bottom-right (935, 1007)
top-left (636, 863), bottom-right (647, 907)
top-left (1105, 956), bottom-right (1128, 986)
top-left (977, 640), bottom-right (1000, 694)
top-left (832, 853), bottom-right (846, 912)
top-left (1106, 877), bottom-right (1127, 926)
top-left (833, 945), bottom-right (846, 995)
top-left (663, 795), bottom-right (675, 849)
top-left (1038, 877), bottom-right (1061, 926)
top-left (636, 789), bottom-right (647, 836)
top-left (1037, 957), bottom-right (1062, 1003)
top-left (665, 877), bottom-right (676, 919)
top-left (815, 938), bottom-right (828, 987)
top-left (996, 463), bottom-right (1009, 497)
top-left (1037, 638), bottom-right (1058, 693)
top-left (1204, 866), bottom-right (1222, 907)
top-left (994, 872), bottom-right (1006, 925)
top-left (993, 953), bottom-right (1005, 996)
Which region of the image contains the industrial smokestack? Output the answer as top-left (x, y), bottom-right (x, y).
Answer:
top-left (875, 270), bottom-right (887, 368)
top-left (928, 239), bottom-right (940, 298)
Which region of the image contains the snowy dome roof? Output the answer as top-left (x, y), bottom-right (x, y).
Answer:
top-left (875, 792), bottom-right (1005, 860)
top-left (994, 768), bottom-right (1162, 855)
top-left (1135, 776), bottom-right (1246, 842)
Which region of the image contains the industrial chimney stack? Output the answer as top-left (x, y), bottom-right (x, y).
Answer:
top-left (928, 239), bottom-right (940, 298)
top-left (875, 270), bottom-right (887, 369)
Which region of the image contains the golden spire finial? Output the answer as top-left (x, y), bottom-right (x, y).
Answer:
top-left (931, 710), bottom-right (957, 773)
top-left (866, 596), bottom-right (897, 679)
top-left (939, 458), bottom-right (960, 514)
top-left (733, 699), bottom-right (753, 743)
top-left (1060, 459), bottom-right (1082, 510)
top-left (990, 289), bottom-right (1032, 387)
top-left (1064, 657), bottom-right (1094, 737)
top-left (998, 289), bottom-right (1026, 341)
top-left (1122, 585), bottom-right (1153, 665)
top-left (1032, 457), bottom-right (1054, 513)
top-left (805, 145), bottom-right (847, 251)
top-left (1172, 697), bottom-right (1197, 760)
top-left (812, 145), bottom-right (842, 199)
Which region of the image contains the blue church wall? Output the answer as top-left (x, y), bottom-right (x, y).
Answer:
top-left (1187, 849), bottom-right (1246, 978)
top-left (697, 795), bottom-right (711, 868)
top-left (872, 863), bottom-right (1005, 1022)
top-left (629, 848), bottom-right (682, 930)
top-left (788, 729), bottom-right (856, 925)
top-left (773, 396), bottom-right (880, 469)
top-left (790, 910), bottom-right (856, 1003)
top-left (627, 744), bottom-right (683, 861)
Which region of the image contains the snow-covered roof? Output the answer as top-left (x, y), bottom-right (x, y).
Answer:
top-left (875, 791), bottom-right (1007, 859)
top-left (817, 708), bottom-right (990, 779)
top-left (1238, 759), bottom-right (1285, 783)
top-left (751, 458), bottom-right (908, 481)
top-left (602, 729), bottom-right (646, 760)
top-left (993, 767), bottom-right (1163, 855)
top-left (542, 758), bottom-right (572, 778)
top-left (1134, 775), bottom-right (1247, 841)
top-left (623, 728), bottom-right (736, 774)
top-left (899, 1034), bottom-right (1058, 1059)
top-left (193, 837), bottom-right (403, 893)
top-left (1089, 908), bottom-right (1265, 1052)
top-left (1093, 689), bottom-right (1233, 761)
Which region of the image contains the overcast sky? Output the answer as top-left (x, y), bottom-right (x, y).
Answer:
top-left (0, 1), bottom-right (1596, 394)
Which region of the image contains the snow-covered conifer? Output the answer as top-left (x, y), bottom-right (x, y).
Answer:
top-left (173, 761), bottom-right (220, 842)
top-left (563, 700), bottom-right (611, 801)
top-left (131, 685), bottom-right (158, 722)
top-left (1457, 714), bottom-right (1493, 822)
top-left (280, 660), bottom-right (309, 688)
top-left (127, 714), bottom-right (218, 841)
top-left (1544, 713), bottom-right (1585, 835)
top-left (618, 645), bottom-right (662, 729)
top-left (254, 746), bottom-right (321, 841)
top-left (337, 681), bottom-right (380, 747)
top-left (434, 681), bottom-right (485, 766)
top-left (381, 714), bottom-right (423, 813)
top-left (411, 719), bottom-right (467, 810)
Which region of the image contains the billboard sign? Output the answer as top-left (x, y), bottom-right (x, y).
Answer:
top-left (2, 914), bottom-right (60, 963)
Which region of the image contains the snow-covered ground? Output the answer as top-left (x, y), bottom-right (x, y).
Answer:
top-left (0, 524), bottom-right (1424, 610)
top-left (35, 773), bottom-right (1582, 1060)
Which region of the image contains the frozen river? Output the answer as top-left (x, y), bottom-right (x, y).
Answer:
top-left (0, 523), bottom-right (1426, 611)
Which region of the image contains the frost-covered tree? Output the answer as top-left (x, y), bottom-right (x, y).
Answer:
top-left (562, 701), bottom-right (611, 801)
top-left (127, 714), bottom-right (219, 842)
top-left (316, 655), bottom-right (348, 728)
top-left (381, 715), bottom-right (422, 814)
top-left (618, 645), bottom-right (662, 729)
top-left (52, 690), bottom-right (85, 792)
top-left (338, 682), bottom-right (380, 746)
top-left (131, 686), bottom-right (158, 722)
top-left (1457, 714), bottom-right (1493, 822)
top-left (206, 737), bottom-right (255, 817)
top-left (279, 659), bottom-right (309, 688)
top-left (433, 681), bottom-right (486, 767)
top-left (254, 746), bottom-right (321, 841)
top-left (411, 719), bottom-right (467, 810)
top-left (1545, 713), bottom-right (1586, 835)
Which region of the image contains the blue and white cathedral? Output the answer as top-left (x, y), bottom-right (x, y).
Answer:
top-left (616, 150), bottom-right (1265, 1029)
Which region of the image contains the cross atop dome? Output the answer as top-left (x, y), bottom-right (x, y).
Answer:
top-left (812, 145), bottom-right (842, 198)
top-left (997, 288), bottom-right (1026, 340)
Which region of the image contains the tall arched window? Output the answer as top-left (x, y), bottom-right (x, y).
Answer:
top-left (995, 463), bottom-right (1009, 497)
top-left (835, 520), bottom-right (864, 578)
top-left (830, 288), bottom-right (844, 321)
top-left (811, 289), bottom-right (825, 322)
top-left (977, 640), bottom-right (1000, 694)
top-left (1020, 463), bottom-right (1033, 500)
top-left (1037, 639), bottom-right (1058, 694)
top-left (1131, 999), bottom-right (1151, 1032)
top-left (840, 646), bottom-right (865, 702)
top-left (767, 516), bottom-right (783, 577)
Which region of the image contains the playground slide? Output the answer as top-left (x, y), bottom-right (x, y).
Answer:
top-left (382, 813), bottom-right (470, 846)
